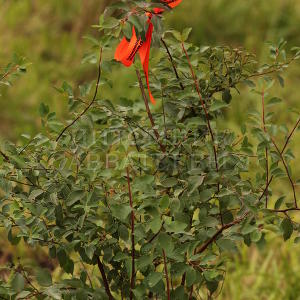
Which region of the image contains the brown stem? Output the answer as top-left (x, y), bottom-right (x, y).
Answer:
top-left (181, 42), bottom-right (222, 224)
top-left (281, 116), bottom-right (300, 153)
top-left (259, 116), bottom-right (300, 202)
top-left (181, 42), bottom-right (217, 169)
top-left (136, 69), bottom-right (166, 153)
top-left (270, 207), bottom-right (300, 213)
top-left (189, 285), bottom-right (194, 299)
top-left (56, 47), bottom-right (103, 141)
top-left (181, 273), bottom-right (186, 286)
top-left (162, 249), bottom-right (171, 300)
top-left (261, 90), bottom-right (269, 208)
top-left (196, 213), bottom-right (248, 255)
top-left (248, 58), bottom-right (295, 79)
top-left (0, 150), bottom-right (9, 162)
top-left (147, 221), bottom-right (164, 243)
top-left (4, 177), bottom-right (35, 187)
top-left (97, 257), bottom-right (114, 300)
top-left (126, 167), bottom-right (135, 299)
top-left (0, 64), bottom-right (19, 81)
top-left (161, 38), bottom-right (184, 90)
top-left (270, 136), bottom-right (297, 207)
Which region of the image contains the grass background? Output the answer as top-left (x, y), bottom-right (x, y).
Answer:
top-left (1, 0), bottom-right (300, 298)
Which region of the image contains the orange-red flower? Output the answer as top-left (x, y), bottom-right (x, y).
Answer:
top-left (114, 23), bottom-right (155, 104)
top-left (114, 0), bottom-right (182, 104)
top-left (161, 0), bottom-right (182, 8)
top-left (114, 27), bottom-right (142, 68)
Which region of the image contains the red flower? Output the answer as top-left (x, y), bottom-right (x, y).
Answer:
top-left (153, 7), bottom-right (165, 14)
top-left (115, 23), bottom-right (156, 104)
top-left (114, 0), bottom-right (182, 104)
top-left (114, 27), bottom-right (142, 68)
top-left (161, 0), bottom-right (182, 8)
top-left (153, 0), bottom-right (182, 14)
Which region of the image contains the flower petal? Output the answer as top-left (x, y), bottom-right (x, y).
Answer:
top-left (115, 27), bottom-right (140, 67)
top-left (162, 0), bottom-right (182, 8)
top-left (139, 22), bottom-right (156, 104)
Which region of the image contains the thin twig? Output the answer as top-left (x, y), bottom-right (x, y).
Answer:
top-left (261, 90), bottom-right (269, 208)
top-left (147, 221), bottom-right (164, 243)
top-left (19, 137), bottom-right (35, 155)
top-left (181, 42), bottom-right (223, 225)
top-left (248, 58), bottom-right (295, 79)
top-left (162, 249), bottom-right (171, 300)
top-left (161, 38), bottom-right (184, 90)
top-left (4, 177), bottom-right (35, 187)
top-left (136, 69), bottom-right (166, 152)
top-left (80, 260), bottom-right (93, 289)
top-left (282, 116), bottom-right (300, 153)
top-left (126, 166), bottom-right (135, 300)
top-left (196, 213), bottom-right (249, 255)
top-left (270, 136), bottom-right (297, 207)
top-left (0, 150), bottom-right (9, 161)
top-left (0, 64), bottom-right (19, 81)
top-left (259, 115), bottom-right (300, 202)
top-left (56, 47), bottom-right (103, 141)
top-left (269, 207), bottom-right (300, 213)
top-left (97, 257), bottom-right (114, 300)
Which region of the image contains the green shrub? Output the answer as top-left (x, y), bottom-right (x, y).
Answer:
top-left (0, 1), bottom-right (300, 299)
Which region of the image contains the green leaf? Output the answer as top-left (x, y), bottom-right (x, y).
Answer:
top-left (222, 89), bottom-right (232, 104)
top-left (11, 273), bottom-right (25, 293)
top-left (111, 204), bottom-right (131, 222)
top-left (165, 221), bottom-right (188, 233)
top-left (149, 217), bottom-right (162, 234)
top-left (241, 223), bottom-right (256, 235)
top-left (281, 218), bottom-right (293, 241)
top-left (188, 175), bottom-right (205, 195)
top-left (167, 30), bottom-right (182, 42)
top-left (66, 190), bottom-right (84, 207)
top-left (203, 270), bottom-right (219, 281)
top-left (186, 268), bottom-right (197, 287)
top-left (216, 238), bottom-right (236, 251)
top-left (267, 97), bottom-right (282, 107)
top-left (101, 17), bottom-right (119, 29)
top-left (136, 256), bottom-right (152, 269)
top-left (29, 189), bottom-right (44, 201)
top-left (182, 28), bottom-right (192, 41)
top-left (147, 272), bottom-right (163, 288)
top-left (159, 195), bottom-right (170, 210)
top-left (161, 177), bottom-right (178, 188)
top-left (36, 268), bottom-right (52, 287)
top-left (274, 196), bottom-right (285, 210)
top-left (39, 102), bottom-right (49, 117)
top-left (250, 230), bottom-right (262, 242)
top-left (57, 248), bottom-right (67, 267)
top-left (210, 100), bottom-right (229, 112)
top-left (158, 233), bottom-right (174, 253)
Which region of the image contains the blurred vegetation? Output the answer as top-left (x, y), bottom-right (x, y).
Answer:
top-left (0, 0), bottom-right (300, 299)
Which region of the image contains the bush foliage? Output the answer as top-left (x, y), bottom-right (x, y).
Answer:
top-left (0, 1), bottom-right (300, 299)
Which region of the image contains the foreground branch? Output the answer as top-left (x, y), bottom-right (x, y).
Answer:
top-left (181, 42), bottom-right (223, 224)
top-left (196, 213), bottom-right (249, 255)
top-left (97, 257), bottom-right (114, 300)
top-left (56, 47), bottom-right (103, 141)
top-left (270, 136), bottom-right (297, 207)
top-left (136, 69), bottom-right (166, 152)
top-left (261, 90), bottom-right (269, 208)
top-left (161, 38), bottom-right (184, 90)
top-left (0, 150), bottom-right (9, 162)
top-left (162, 249), bottom-right (171, 300)
top-left (126, 167), bottom-right (135, 300)
top-left (259, 116), bottom-right (300, 202)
